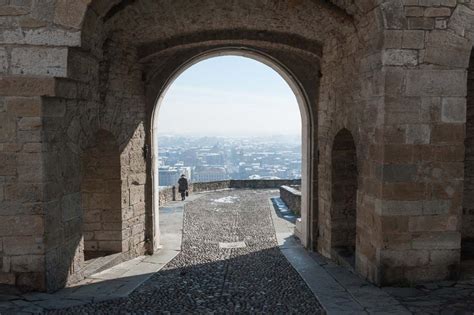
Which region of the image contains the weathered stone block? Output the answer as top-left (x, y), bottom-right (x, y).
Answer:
top-left (381, 0), bottom-right (407, 29)
top-left (424, 7), bottom-right (451, 17)
top-left (423, 200), bottom-right (451, 215)
top-left (412, 232), bottom-right (460, 250)
top-left (0, 5), bottom-right (29, 16)
top-left (6, 97), bottom-right (42, 116)
top-left (1, 29), bottom-right (81, 47)
top-left (378, 164), bottom-right (417, 183)
top-left (381, 249), bottom-right (429, 267)
top-left (423, 46), bottom-right (471, 68)
top-left (431, 124), bottom-right (465, 144)
top-left (408, 215), bottom-right (458, 232)
top-left (383, 49), bottom-right (418, 66)
top-left (11, 255), bottom-right (44, 272)
top-left (402, 30), bottom-right (425, 49)
top-left (406, 124), bottom-right (431, 144)
top-left (94, 230), bottom-right (122, 241)
top-left (429, 249), bottom-right (459, 266)
top-left (4, 183), bottom-right (43, 203)
top-left (406, 70), bottom-right (467, 97)
top-left (0, 48), bottom-right (7, 74)
top-left (0, 113), bottom-right (16, 142)
top-left (18, 117), bottom-right (42, 131)
top-left (98, 240), bottom-right (122, 252)
top-left (441, 98), bottom-right (466, 123)
top-left (0, 76), bottom-right (56, 97)
top-left (11, 47), bottom-right (68, 77)
top-left (3, 236), bottom-right (44, 255)
top-left (0, 153), bottom-right (16, 176)
top-left (0, 215), bottom-right (44, 236)
top-left (408, 17), bottom-right (434, 29)
top-left (54, 0), bottom-right (90, 29)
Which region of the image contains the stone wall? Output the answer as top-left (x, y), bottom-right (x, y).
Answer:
top-left (0, 0), bottom-right (473, 291)
top-left (159, 186), bottom-right (175, 206)
top-left (316, 0), bottom-right (384, 284)
top-left (464, 51), bottom-right (474, 240)
top-left (82, 130), bottom-right (122, 259)
top-left (280, 186), bottom-right (302, 216)
top-left (374, 1), bottom-right (472, 285)
top-left (230, 179), bottom-right (301, 189)
top-left (192, 181), bottom-right (232, 193)
top-left (159, 180), bottom-right (302, 206)
top-left (330, 129), bottom-right (357, 250)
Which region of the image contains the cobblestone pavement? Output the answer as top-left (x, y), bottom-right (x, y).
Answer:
top-left (384, 280), bottom-right (474, 314)
top-left (51, 189), bottom-right (322, 314)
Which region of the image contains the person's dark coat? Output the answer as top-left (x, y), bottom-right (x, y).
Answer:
top-left (178, 177), bottom-right (188, 192)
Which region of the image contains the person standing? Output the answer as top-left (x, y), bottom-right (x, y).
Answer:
top-left (177, 174), bottom-right (189, 201)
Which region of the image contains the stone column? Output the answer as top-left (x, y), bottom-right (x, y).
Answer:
top-left (376, 1), bottom-right (473, 285)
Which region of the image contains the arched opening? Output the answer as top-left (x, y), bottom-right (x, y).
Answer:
top-left (81, 130), bottom-right (123, 262)
top-left (462, 49), bottom-right (474, 276)
top-left (150, 50), bottom-right (312, 250)
top-left (330, 128), bottom-right (358, 268)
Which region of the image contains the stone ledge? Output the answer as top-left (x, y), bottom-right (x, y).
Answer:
top-left (159, 179), bottom-right (301, 206)
top-left (280, 185), bottom-right (302, 216)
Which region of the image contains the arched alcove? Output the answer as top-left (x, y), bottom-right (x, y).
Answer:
top-left (81, 130), bottom-right (123, 261)
top-left (330, 128), bottom-right (358, 268)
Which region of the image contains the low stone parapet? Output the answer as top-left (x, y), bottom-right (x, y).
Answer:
top-left (279, 185), bottom-right (302, 216)
top-left (159, 179), bottom-right (301, 205)
top-left (230, 179), bottom-right (300, 189)
top-left (159, 186), bottom-right (175, 205)
top-left (191, 180), bottom-right (231, 193)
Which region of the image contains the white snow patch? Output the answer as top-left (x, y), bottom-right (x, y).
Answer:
top-left (212, 196), bottom-right (239, 204)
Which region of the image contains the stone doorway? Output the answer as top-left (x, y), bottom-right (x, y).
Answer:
top-left (330, 128), bottom-right (358, 269)
top-left (81, 130), bottom-right (123, 269)
top-left (150, 50), bottom-right (315, 252)
top-left (462, 49), bottom-right (474, 278)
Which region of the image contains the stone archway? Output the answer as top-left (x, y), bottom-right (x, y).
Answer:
top-left (149, 49), bottom-right (314, 252)
top-left (4, 0), bottom-right (446, 292)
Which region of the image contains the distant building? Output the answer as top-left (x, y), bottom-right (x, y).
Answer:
top-left (159, 166), bottom-right (192, 186)
top-left (194, 166), bottom-right (228, 182)
top-left (159, 167), bottom-right (180, 186)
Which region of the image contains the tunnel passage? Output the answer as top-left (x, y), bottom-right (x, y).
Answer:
top-left (81, 130), bottom-right (123, 260)
top-left (330, 128), bottom-right (358, 268)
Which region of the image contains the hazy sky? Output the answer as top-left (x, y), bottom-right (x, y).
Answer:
top-left (156, 56), bottom-right (302, 137)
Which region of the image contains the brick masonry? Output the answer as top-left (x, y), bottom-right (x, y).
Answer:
top-left (0, 0), bottom-right (473, 291)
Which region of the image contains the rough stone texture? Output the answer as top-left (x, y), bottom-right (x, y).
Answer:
top-left (160, 180), bottom-right (303, 207)
top-left (0, 0), bottom-right (473, 291)
top-left (82, 130), bottom-right (122, 259)
top-left (464, 51), bottom-right (474, 240)
top-left (280, 185), bottom-right (302, 216)
top-left (158, 186), bottom-right (175, 206)
top-left (330, 129), bottom-right (357, 250)
top-left (50, 190), bottom-right (323, 313)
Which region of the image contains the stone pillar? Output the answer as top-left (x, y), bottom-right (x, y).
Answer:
top-left (375, 1), bottom-right (473, 285)
top-left (0, 77), bottom-right (59, 290)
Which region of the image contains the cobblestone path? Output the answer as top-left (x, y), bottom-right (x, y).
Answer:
top-left (52, 189), bottom-right (322, 314)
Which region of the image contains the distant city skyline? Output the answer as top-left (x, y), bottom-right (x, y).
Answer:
top-left (156, 56), bottom-right (302, 137)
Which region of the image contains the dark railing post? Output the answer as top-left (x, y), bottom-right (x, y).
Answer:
top-left (172, 185), bottom-right (176, 201)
